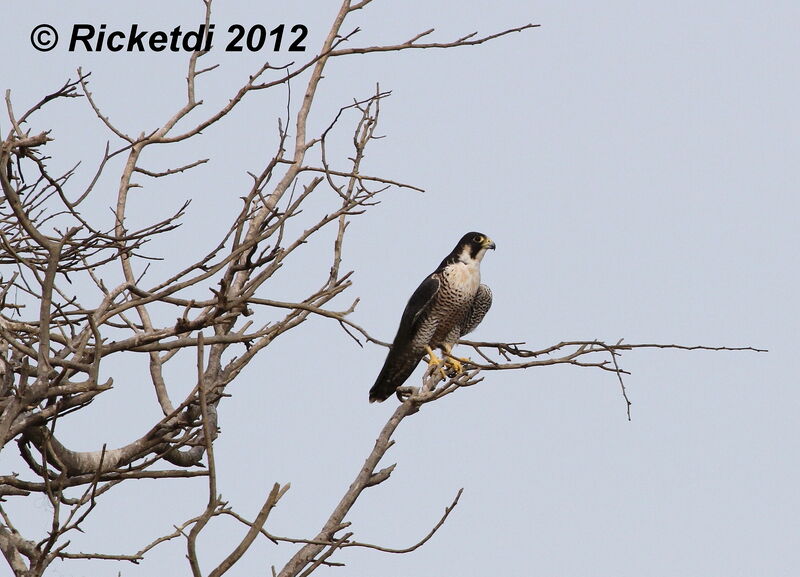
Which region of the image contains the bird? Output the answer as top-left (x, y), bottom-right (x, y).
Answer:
top-left (369, 232), bottom-right (495, 403)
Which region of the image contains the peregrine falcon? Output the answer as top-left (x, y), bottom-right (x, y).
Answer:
top-left (369, 232), bottom-right (495, 403)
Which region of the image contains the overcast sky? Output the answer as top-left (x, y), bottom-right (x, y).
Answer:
top-left (2, 1), bottom-right (799, 576)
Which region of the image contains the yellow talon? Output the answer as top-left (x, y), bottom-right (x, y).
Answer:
top-left (424, 345), bottom-right (441, 367)
top-left (424, 346), bottom-right (448, 380)
top-left (441, 344), bottom-right (469, 375)
top-left (446, 357), bottom-right (463, 374)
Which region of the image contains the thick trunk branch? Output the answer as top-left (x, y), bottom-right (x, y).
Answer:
top-left (278, 400), bottom-right (415, 577)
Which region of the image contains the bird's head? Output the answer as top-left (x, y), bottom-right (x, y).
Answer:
top-left (455, 231), bottom-right (496, 264)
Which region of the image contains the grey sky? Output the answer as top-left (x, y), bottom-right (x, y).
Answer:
top-left (2, 1), bottom-right (798, 576)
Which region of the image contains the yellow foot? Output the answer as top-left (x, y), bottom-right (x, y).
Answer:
top-left (424, 345), bottom-right (442, 366)
top-left (424, 346), bottom-right (448, 381)
top-left (441, 344), bottom-right (469, 376)
top-left (445, 356), bottom-right (464, 375)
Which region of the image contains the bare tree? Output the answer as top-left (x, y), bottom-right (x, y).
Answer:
top-left (0, 2), bottom-right (763, 576)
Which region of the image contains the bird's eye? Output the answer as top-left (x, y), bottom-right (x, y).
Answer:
top-left (473, 235), bottom-right (483, 243)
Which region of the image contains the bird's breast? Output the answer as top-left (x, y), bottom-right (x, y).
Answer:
top-left (442, 261), bottom-right (481, 295)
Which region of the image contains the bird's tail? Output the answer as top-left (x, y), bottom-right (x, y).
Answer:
top-left (369, 349), bottom-right (422, 403)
